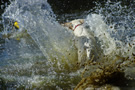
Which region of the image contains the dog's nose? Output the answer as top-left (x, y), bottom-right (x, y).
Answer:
top-left (62, 22), bottom-right (73, 30)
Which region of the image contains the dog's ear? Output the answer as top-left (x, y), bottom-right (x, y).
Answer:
top-left (62, 22), bottom-right (73, 30)
top-left (79, 19), bottom-right (84, 24)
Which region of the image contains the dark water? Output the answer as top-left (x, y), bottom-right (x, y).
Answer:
top-left (0, 0), bottom-right (135, 89)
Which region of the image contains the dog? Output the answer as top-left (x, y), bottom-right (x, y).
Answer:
top-left (63, 19), bottom-right (100, 64)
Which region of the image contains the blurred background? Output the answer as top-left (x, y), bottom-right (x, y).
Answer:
top-left (0, 0), bottom-right (134, 22)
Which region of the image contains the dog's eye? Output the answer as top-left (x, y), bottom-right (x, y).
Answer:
top-left (70, 24), bottom-right (73, 27)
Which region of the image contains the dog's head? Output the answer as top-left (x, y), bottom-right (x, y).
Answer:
top-left (62, 19), bottom-right (84, 30)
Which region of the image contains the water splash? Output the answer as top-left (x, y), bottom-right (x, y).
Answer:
top-left (77, 1), bottom-right (135, 89)
top-left (1, 0), bottom-right (79, 89)
top-left (0, 0), bottom-right (135, 89)
top-left (2, 0), bottom-right (78, 67)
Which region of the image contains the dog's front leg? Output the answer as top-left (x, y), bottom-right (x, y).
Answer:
top-left (77, 48), bottom-right (87, 65)
top-left (75, 37), bottom-right (87, 65)
top-left (84, 39), bottom-right (94, 61)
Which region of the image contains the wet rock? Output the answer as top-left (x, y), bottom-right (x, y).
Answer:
top-left (75, 57), bottom-right (135, 89)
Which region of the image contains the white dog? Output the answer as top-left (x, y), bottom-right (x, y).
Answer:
top-left (63, 19), bottom-right (100, 64)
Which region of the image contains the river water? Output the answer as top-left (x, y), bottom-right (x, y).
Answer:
top-left (0, 0), bottom-right (135, 89)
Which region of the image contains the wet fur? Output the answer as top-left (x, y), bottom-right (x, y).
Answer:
top-left (63, 19), bottom-right (100, 64)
